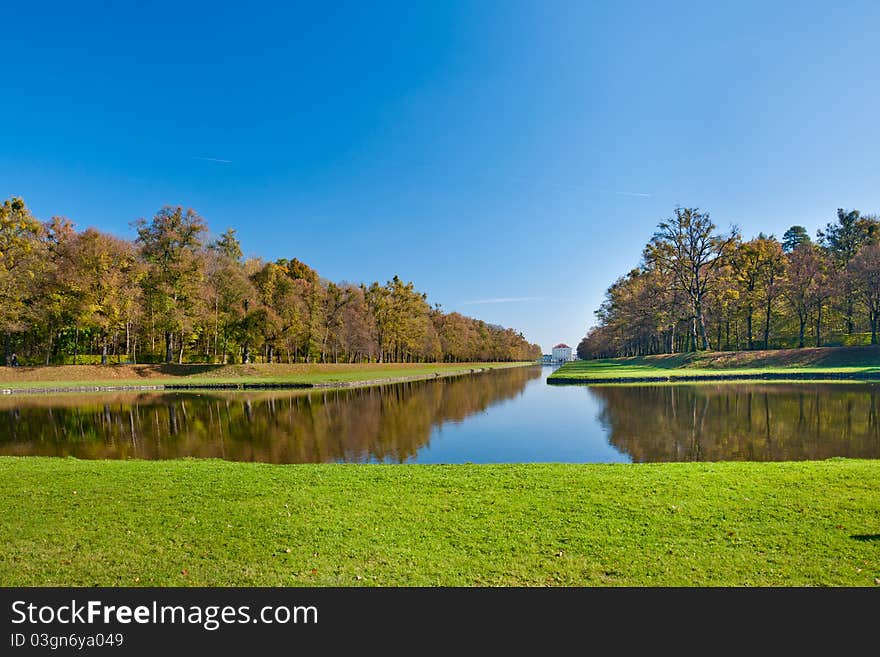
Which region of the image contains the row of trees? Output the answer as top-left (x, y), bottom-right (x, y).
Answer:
top-left (578, 206), bottom-right (880, 359)
top-left (0, 197), bottom-right (541, 365)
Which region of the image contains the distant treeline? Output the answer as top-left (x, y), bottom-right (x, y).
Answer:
top-left (578, 206), bottom-right (880, 359)
top-left (0, 198), bottom-right (541, 365)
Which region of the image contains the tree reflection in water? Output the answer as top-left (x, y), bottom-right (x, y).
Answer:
top-left (0, 367), bottom-right (541, 463)
top-left (588, 383), bottom-right (880, 462)
top-left (6, 374), bottom-right (878, 463)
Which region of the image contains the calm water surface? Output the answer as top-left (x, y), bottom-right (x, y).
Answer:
top-left (2, 365), bottom-right (879, 463)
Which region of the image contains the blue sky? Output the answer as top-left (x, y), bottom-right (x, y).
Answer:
top-left (3, 1), bottom-right (879, 352)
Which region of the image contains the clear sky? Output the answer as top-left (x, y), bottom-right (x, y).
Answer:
top-left (3, 1), bottom-right (879, 352)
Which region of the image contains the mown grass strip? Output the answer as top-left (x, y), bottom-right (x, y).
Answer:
top-left (0, 362), bottom-right (532, 394)
top-left (1, 457), bottom-right (877, 587)
top-left (549, 347), bottom-right (880, 383)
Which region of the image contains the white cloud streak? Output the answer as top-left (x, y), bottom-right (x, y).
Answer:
top-left (614, 191), bottom-right (652, 197)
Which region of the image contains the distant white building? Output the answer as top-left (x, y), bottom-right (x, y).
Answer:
top-left (551, 343), bottom-right (572, 362)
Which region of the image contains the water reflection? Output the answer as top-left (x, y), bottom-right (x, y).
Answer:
top-left (0, 367), bottom-right (541, 463)
top-left (589, 383), bottom-right (880, 462)
top-left (3, 372), bottom-right (880, 463)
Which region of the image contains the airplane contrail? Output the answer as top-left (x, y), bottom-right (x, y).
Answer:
top-left (192, 156), bottom-right (232, 164)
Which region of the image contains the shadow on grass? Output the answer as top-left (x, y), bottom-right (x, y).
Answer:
top-left (128, 364), bottom-right (229, 378)
top-left (850, 534), bottom-right (880, 542)
top-left (566, 345), bottom-right (880, 372)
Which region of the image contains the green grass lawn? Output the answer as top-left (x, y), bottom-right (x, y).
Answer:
top-left (2, 457), bottom-right (877, 586)
top-left (0, 361), bottom-right (531, 392)
top-left (549, 346), bottom-right (880, 383)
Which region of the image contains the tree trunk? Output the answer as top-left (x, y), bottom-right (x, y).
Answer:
top-left (693, 296), bottom-right (711, 350)
top-left (165, 331), bottom-right (173, 363)
top-left (221, 322), bottom-right (229, 364)
top-left (798, 315), bottom-right (806, 349)
top-left (747, 303), bottom-right (754, 350)
top-left (214, 300), bottom-right (219, 359)
top-left (816, 305), bottom-right (822, 347)
top-left (101, 338), bottom-right (108, 365)
top-left (764, 299), bottom-right (772, 349)
top-left (74, 326), bottom-right (79, 365)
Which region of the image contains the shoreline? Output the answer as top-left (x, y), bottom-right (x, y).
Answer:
top-left (0, 363), bottom-right (534, 396)
top-left (547, 346), bottom-right (880, 385)
top-left (548, 371), bottom-right (880, 385)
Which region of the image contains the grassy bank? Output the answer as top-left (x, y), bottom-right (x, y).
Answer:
top-left (549, 346), bottom-right (880, 383)
top-left (0, 361), bottom-right (531, 393)
top-left (1, 457), bottom-right (878, 586)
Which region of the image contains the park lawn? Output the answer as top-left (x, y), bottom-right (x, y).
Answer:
top-left (549, 346), bottom-right (880, 382)
top-left (0, 361), bottom-right (531, 392)
top-left (1, 457), bottom-right (877, 587)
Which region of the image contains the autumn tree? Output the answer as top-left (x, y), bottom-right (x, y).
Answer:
top-left (755, 235), bottom-right (786, 349)
top-left (645, 207), bottom-right (737, 350)
top-left (0, 197), bottom-right (46, 363)
top-left (730, 238), bottom-right (763, 349)
top-left (71, 229), bottom-right (143, 364)
top-left (848, 243), bottom-right (880, 344)
top-left (333, 284), bottom-right (377, 362)
top-left (818, 208), bottom-right (880, 334)
top-left (811, 261), bottom-right (835, 347)
top-left (204, 248), bottom-right (254, 363)
top-left (782, 244), bottom-right (824, 347)
top-left (274, 258), bottom-right (323, 362)
top-left (434, 311), bottom-right (473, 362)
top-left (134, 206), bottom-right (208, 363)
top-left (40, 216), bottom-right (79, 363)
top-left (364, 281), bottom-right (392, 362)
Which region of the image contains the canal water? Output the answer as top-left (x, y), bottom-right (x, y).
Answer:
top-left (2, 365), bottom-right (879, 463)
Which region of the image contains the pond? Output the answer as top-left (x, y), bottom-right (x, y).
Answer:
top-left (1, 365), bottom-right (879, 463)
